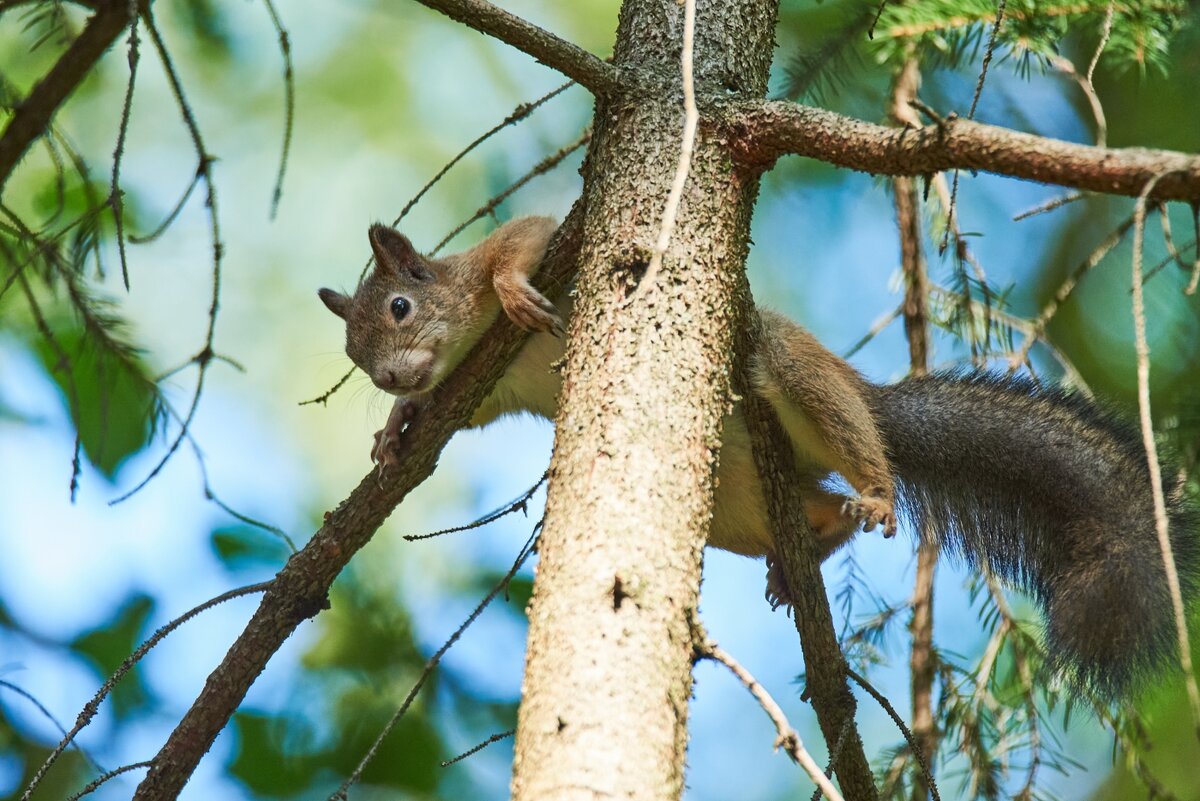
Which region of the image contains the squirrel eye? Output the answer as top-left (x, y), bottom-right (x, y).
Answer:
top-left (390, 296), bottom-right (411, 321)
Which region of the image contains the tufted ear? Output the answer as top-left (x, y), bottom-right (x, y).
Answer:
top-left (318, 287), bottom-right (351, 319)
top-left (368, 223), bottom-right (433, 281)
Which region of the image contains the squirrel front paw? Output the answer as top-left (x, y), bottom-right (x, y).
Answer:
top-left (372, 399), bottom-right (420, 473)
top-left (495, 276), bottom-right (564, 335)
top-left (842, 489), bottom-right (897, 538)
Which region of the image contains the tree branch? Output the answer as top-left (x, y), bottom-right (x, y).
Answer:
top-left (0, 0), bottom-right (139, 192)
top-left (410, 0), bottom-right (620, 96)
top-left (724, 99), bottom-right (1200, 201)
top-left (737, 318), bottom-right (878, 801)
top-left (129, 208), bottom-right (583, 801)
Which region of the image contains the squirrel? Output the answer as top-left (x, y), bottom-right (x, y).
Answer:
top-left (320, 215), bottom-right (1200, 700)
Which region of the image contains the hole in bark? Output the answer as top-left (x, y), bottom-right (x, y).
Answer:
top-left (617, 258), bottom-right (649, 299)
top-left (612, 576), bottom-right (628, 611)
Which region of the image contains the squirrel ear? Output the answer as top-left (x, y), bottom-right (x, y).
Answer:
top-left (318, 287), bottom-right (351, 319)
top-left (368, 223), bottom-right (433, 281)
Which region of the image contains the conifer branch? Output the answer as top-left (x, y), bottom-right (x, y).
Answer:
top-left (727, 99), bottom-right (1200, 201)
top-left (0, 0), bottom-right (143, 191)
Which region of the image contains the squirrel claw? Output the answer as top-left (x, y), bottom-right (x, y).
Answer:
top-left (842, 492), bottom-right (897, 539)
top-left (371, 399), bottom-right (420, 473)
top-left (497, 278), bottom-right (562, 334)
top-left (764, 555), bottom-right (794, 615)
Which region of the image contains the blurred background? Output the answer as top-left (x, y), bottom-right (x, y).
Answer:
top-left (1, 0), bottom-right (1199, 798)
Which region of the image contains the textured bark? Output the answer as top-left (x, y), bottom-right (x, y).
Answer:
top-left (738, 368), bottom-right (879, 801)
top-left (724, 99), bottom-right (1200, 201)
top-left (509, 2), bottom-right (778, 799)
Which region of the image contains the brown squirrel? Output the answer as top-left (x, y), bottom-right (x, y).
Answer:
top-left (320, 216), bottom-right (1200, 700)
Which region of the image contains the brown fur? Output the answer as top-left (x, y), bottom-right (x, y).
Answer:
top-left (320, 215), bottom-right (1200, 698)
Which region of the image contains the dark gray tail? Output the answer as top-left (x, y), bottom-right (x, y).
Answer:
top-left (869, 372), bottom-right (1200, 700)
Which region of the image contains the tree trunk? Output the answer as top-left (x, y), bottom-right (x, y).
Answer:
top-left (510, 1), bottom-right (779, 798)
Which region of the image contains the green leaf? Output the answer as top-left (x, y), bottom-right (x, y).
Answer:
top-left (30, 319), bottom-right (159, 480)
top-left (68, 594), bottom-right (154, 718)
top-left (211, 526), bottom-right (291, 572)
top-left (230, 711), bottom-right (319, 796)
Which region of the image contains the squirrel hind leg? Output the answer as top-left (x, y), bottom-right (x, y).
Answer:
top-left (764, 490), bottom-right (867, 609)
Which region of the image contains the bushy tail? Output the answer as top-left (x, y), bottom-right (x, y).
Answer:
top-left (869, 372), bottom-right (1200, 699)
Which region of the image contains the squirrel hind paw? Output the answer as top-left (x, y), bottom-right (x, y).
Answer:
top-left (497, 278), bottom-right (562, 334)
top-left (841, 493), bottom-right (897, 538)
top-left (764, 555), bottom-right (794, 615)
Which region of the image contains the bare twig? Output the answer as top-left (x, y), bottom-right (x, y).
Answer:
top-left (0, 680), bottom-right (101, 772)
top-left (431, 128), bottom-right (590, 254)
top-left (631, 0), bottom-right (697, 299)
top-left (330, 530), bottom-right (539, 799)
top-left (109, 1), bottom-right (139, 290)
top-left (65, 762), bottom-right (153, 801)
top-left (109, 9), bottom-right (224, 505)
top-left (1012, 191), bottom-right (1085, 221)
top-left (842, 305), bottom-right (901, 359)
top-left (405, 470), bottom-right (548, 541)
top-left (1008, 212), bottom-right (1136, 372)
top-left (846, 668), bottom-right (940, 801)
top-left (696, 637), bottom-right (845, 801)
top-left (441, 730), bottom-right (514, 767)
top-left (260, 0), bottom-right (294, 219)
top-left (1130, 173), bottom-right (1200, 742)
top-left (20, 583), bottom-right (271, 801)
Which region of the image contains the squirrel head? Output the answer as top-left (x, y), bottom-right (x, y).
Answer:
top-left (319, 224), bottom-right (490, 398)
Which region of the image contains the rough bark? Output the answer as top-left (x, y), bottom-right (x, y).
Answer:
top-left (509, 1), bottom-right (779, 799)
top-left (723, 99), bottom-right (1200, 201)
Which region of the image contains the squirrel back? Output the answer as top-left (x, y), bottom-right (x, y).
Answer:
top-left (870, 372), bottom-right (1200, 698)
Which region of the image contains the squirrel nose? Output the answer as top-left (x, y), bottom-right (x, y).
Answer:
top-left (374, 368), bottom-right (399, 391)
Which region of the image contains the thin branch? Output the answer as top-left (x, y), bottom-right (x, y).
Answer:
top-left (110, 9), bottom-right (224, 505)
top-left (842, 305), bottom-right (901, 359)
top-left (404, 470), bottom-right (547, 541)
top-left (109, 2), bottom-right (139, 290)
top-left (0, 680), bottom-right (101, 772)
top-left (726, 100), bottom-right (1200, 201)
top-left (1130, 173), bottom-right (1200, 742)
top-left (20, 582), bottom-right (272, 801)
top-left (966, 0), bottom-right (1006, 120)
top-left (65, 762), bottom-right (153, 801)
top-left (411, 0), bottom-right (619, 95)
top-left (441, 730), bottom-right (514, 767)
top-left (696, 637), bottom-right (845, 801)
top-left (891, 58), bottom-right (939, 800)
top-left (1012, 191), bottom-right (1085, 220)
top-left (846, 668), bottom-right (940, 801)
top-left (631, 0), bottom-right (697, 299)
top-left (1007, 211), bottom-right (1136, 372)
top-left (737, 311), bottom-right (878, 799)
top-left (330, 530), bottom-right (538, 799)
top-left (260, 0), bottom-right (293, 219)
top-left (0, 0), bottom-right (138, 191)
top-left (431, 128), bottom-right (590, 254)
top-left (128, 207), bottom-right (584, 801)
